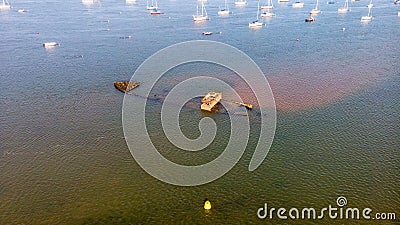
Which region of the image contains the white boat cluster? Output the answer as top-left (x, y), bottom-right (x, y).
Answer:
top-left (188, 0), bottom-right (398, 27)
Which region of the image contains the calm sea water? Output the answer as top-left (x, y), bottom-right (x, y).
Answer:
top-left (0, 0), bottom-right (399, 224)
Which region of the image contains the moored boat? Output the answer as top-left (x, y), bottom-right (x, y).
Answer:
top-left (310, 0), bottom-right (321, 14)
top-left (43, 42), bottom-right (59, 47)
top-left (361, 0), bottom-right (373, 21)
top-left (338, 0), bottom-right (349, 13)
top-left (250, 0), bottom-right (264, 27)
top-left (235, 0), bottom-right (247, 6)
top-left (292, 1), bottom-right (304, 8)
top-left (218, 0), bottom-right (230, 15)
top-left (0, 0), bottom-right (11, 9)
top-left (193, 1), bottom-right (208, 21)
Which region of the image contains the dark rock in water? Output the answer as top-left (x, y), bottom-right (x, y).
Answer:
top-left (114, 81), bottom-right (140, 93)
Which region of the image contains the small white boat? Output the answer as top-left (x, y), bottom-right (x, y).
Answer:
top-left (218, 0), bottom-right (230, 16)
top-left (310, 0), bottom-right (321, 14)
top-left (361, 1), bottom-right (372, 21)
top-left (310, 9), bottom-right (320, 14)
top-left (218, 8), bottom-right (230, 16)
top-left (235, 0), bottom-right (247, 6)
top-left (338, 0), bottom-right (349, 13)
top-left (249, 20), bottom-right (263, 27)
top-left (202, 31), bottom-right (213, 35)
top-left (193, 1), bottom-right (208, 21)
top-left (0, 0), bottom-right (11, 10)
top-left (43, 42), bottom-right (59, 48)
top-left (361, 15), bottom-right (372, 21)
top-left (261, 11), bottom-right (274, 17)
top-left (292, 1), bottom-right (304, 8)
top-left (17, 9), bottom-right (29, 13)
top-left (249, 0), bottom-right (263, 27)
top-left (82, 0), bottom-right (95, 5)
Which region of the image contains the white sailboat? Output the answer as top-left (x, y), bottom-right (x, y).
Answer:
top-left (193, 1), bottom-right (208, 21)
top-left (338, 0), bottom-right (349, 13)
top-left (0, 0), bottom-right (10, 9)
top-left (82, 0), bottom-right (95, 5)
top-left (249, 0), bottom-right (263, 27)
top-left (261, 0), bottom-right (274, 10)
top-left (310, 0), bottom-right (321, 14)
top-left (146, 0), bottom-right (158, 10)
top-left (82, 0), bottom-right (102, 6)
top-left (292, 0), bottom-right (304, 8)
top-left (361, 0), bottom-right (372, 21)
top-left (218, 0), bottom-right (230, 16)
top-left (260, 0), bottom-right (275, 18)
top-left (43, 42), bottom-right (60, 48)
top-left (235, 0), bottom-right (247, 6)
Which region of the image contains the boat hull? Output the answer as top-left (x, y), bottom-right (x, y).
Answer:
top-left (249, 22), bottom-right (263, 27)
top-left (361, 16), bottom-right (372, 21)
top-left (150, 10), bottom-right (161, 14)
top-left (261, 12), bottom-right (274, 17)
top-left (292, 2), bottom-right (304, 7)
top-left (193, 15), bottom-right (208, 21)
top-left (0, 5), bottom-right (10, 10)
top-left (260, 5), bottom-right (274, 9)
top-left (43, 42), bottom-right (59, 47)
top-left (235, 1), bottom-right (247, 6)
top-left (218, 10), bottom-right (230, 16)
top-left (310, 9), bottom-right (321, 14)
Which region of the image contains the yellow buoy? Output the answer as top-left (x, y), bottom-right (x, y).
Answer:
top-left (204, 200), bottom-right (212, 210)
